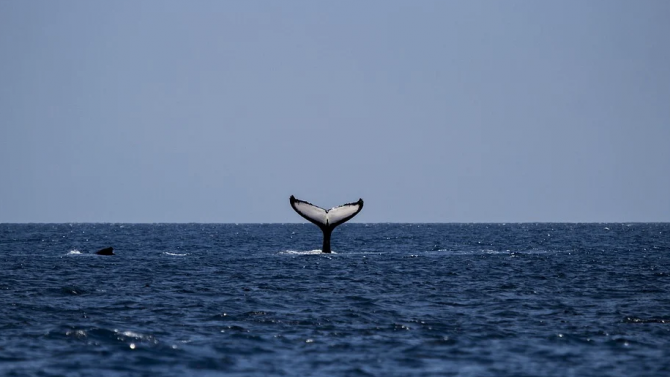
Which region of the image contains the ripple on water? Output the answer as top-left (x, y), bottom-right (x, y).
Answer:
top-left (0, 223), bottom-right (669, 376)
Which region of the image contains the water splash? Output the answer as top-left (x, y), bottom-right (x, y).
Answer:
top-left (279, 249), bottom-right (335, 255)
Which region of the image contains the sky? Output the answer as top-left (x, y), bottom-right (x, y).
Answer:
top-left (1, 1), bottom-right (669, 223)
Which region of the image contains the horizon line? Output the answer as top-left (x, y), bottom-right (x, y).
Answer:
top-left (1, 221), bottom-right (668, 225)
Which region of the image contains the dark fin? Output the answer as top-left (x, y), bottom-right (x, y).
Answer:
top-left (95, 247), bottom-right (115, 256)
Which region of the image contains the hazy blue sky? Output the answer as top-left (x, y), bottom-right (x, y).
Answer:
top-left (1, 1), bottom-right (669, 223)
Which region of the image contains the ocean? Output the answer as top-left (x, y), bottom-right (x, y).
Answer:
top-left (1, 223), bottom-right (669, 376)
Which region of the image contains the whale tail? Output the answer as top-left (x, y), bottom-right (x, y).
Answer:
top-left (289, 195), bottom-right (364, 253)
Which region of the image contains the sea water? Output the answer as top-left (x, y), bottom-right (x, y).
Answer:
top-left (1, 223), bottom-right (669, 376)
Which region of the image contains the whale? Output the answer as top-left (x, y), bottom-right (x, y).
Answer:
top-left (289, 195), bottom-right (364, 253)
top-left (95, 247), bottom-right (115, 256)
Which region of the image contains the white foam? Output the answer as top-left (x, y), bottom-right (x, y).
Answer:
top-left (279, 250), bottom-right (336, 255)
top-left (67, 250), bottom-right (82, 255)
top-left (164, 252), bottom-right (188, 256)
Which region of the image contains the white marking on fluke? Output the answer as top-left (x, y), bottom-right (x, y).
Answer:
top-left (289, 195), bottom-right (364, 253)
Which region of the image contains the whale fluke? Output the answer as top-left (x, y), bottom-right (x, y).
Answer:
top-left (289, 195), bottom-right (364, 253)
top-left (95, 247), bottom-right (115, 256)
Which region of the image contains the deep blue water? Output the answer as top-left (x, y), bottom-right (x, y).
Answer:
top-left (1, 223), bottom-right (669, 376)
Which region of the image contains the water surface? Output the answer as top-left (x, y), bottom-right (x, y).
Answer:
top-left (1, 223), bottom-right (669, 376)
